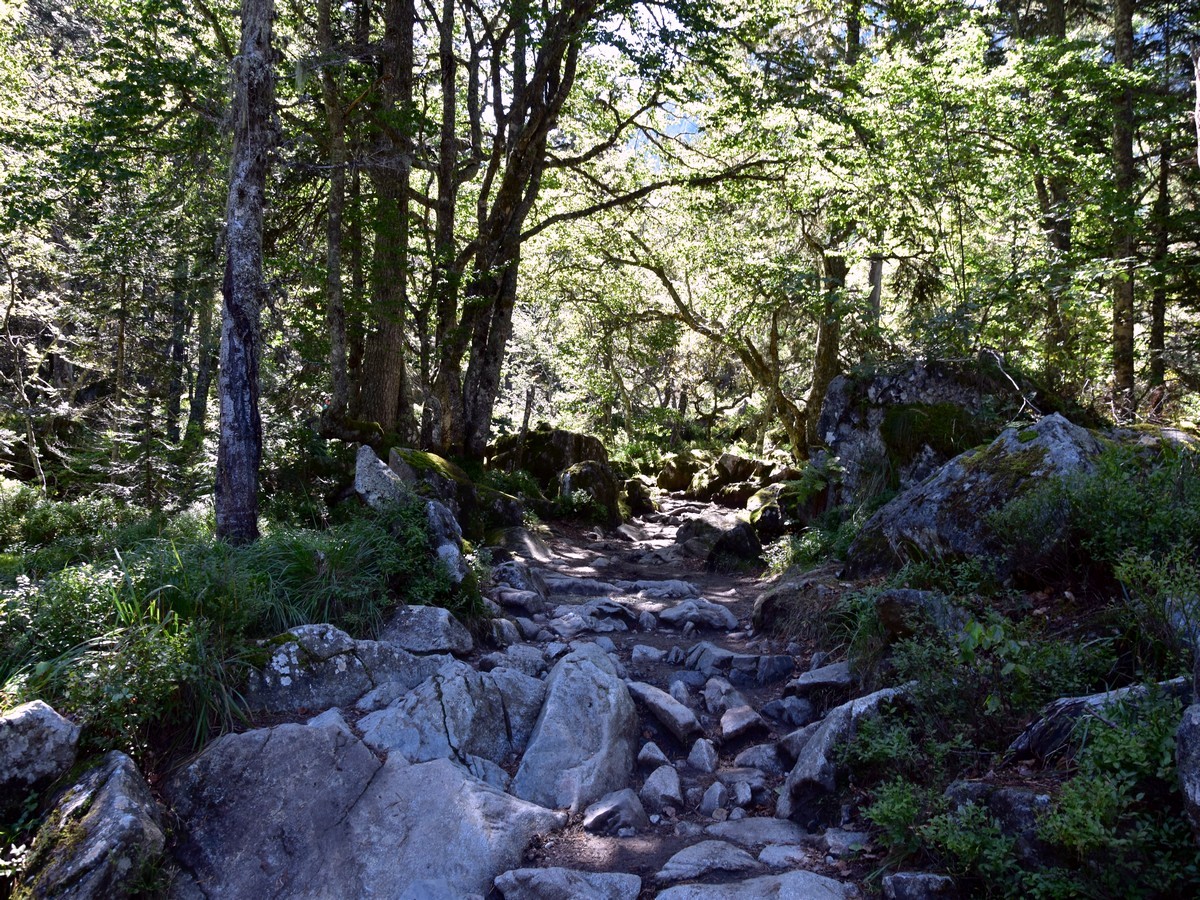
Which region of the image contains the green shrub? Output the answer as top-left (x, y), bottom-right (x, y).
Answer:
top-left (0, 497), bottom-right (477, 758)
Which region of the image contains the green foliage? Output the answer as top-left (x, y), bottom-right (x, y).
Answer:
top-left (0, 496), bottom-right (473, 758)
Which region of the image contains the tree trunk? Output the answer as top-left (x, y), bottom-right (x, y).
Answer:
top-left (318, 0), bottom-right (350, 422)
top-left (356, 0), bottom-right (415, 441)
top-left (1149, 143), bottom-right (1170, 388)
top-left (216, 0), bottom-right (275, 545)
top-left (806, 253), bottom-right (844, 448)
top-left (1111, 0), bottom-right (1136, 420)
top-left (166, 254), bottom-right (188, 443)
top-left (185, 256), bottom-right (217, 448)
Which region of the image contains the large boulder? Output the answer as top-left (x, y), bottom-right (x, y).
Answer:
top-left (19, 752), bottom-right (165, 899)
top-left (686, 453), bottom-right (765, 502)
top-left (243, 623), bottom-right (451, 715)
top-left (0, 700), bottom-right (79, 812)
top-left (167, 721), bottom-right (565, 898)
top-left (814, 357), bottom-right (1091, 506)
top-left (512, 644), bottom-right (638, 812)
top-left (752, 561), bottom-right (844, 634)
top-left (488, 425), bottom-right (609, 489)
top-left (777, 686), bottom-right (904, 826)
top-left (355, 444), bottom-right (411, 510)
top-left (559, 460), bottom-right (621, 526)
top-left (358, 662), bottom-right (545, 767)
top-left (1178, 703), bottom-right (1200, 843)
top-left (657, 451), bottom-right (707, 492)
top-left (380, 603), bottom-right (474, 655)
top-left (843, 414), bottom-right (1102, 578)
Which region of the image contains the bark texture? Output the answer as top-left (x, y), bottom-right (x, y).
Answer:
top-left (216, 0), bottom-right (275, 545)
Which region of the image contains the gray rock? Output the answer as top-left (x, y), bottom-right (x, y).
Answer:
top-left (639, 741), bottom-right (670, 769)
top-left (845, 414), bottom-right (1102, 577)
top-left (669, 681), bottom-right (691, 706)
top-left (720, 705), bottom-right (767, 742)
top-left (627, 681), bottom-right (702, 744)
top-left (823, 828), bottom-right (871, 856)
top-left (380, 604), bottom-right (474, 655)
top-left (632, 644), bottom-right (668, 665)
top-left (1178, 703), bottom-right (1200, 841)
top-left (655, 870), bottom-right (860, 899)
top-left (660, 598), bottom-right (738, 631)
top-left (355, 444), bottom-right (410, 509)
top-left (654, 839), bottom-right (760, 883)
top-left (512, 644), bottom-right (638, 812)
top-left (686, 641), bottom-right (735, 677)
top-left (582, 788), bottom-right (650, 835)
top-left (762, 696), bottom-right (817, 728)
top-left (1011, 677), bottom-right (1189, 760)
top-left (495, 589), bottom-right (547, 616)
top-left (479, 643), bottom-right (550, 678)
top-left (786, 660), bottom-right (854, 698)
top-left (359, 663), bottom-right (545, 765)
top-left (703, 676), bottom-right (748, 715)
top-left (758, 843), bottom-right (807, 867)
top-left (494, 867), bottom-right (641, 900)
top-left (244, 623), bottom-right (452, 714)
top-left (700, 782), bottom-right (729, 816)
top-left (0, 700), bottom-right (79, 810)
top-left (168, 725), bottom-right (564, 898)
top-left (707, 522), bottom-right (763, 570)
top-left (490, 617), bottom-right (523, 646)
top-left (883, 871), bottom-right (958, 899)
top-left (639, 611), bottom-right (658, 631)
top-left (641, 765), bottom-right (683, 812)
top-left (306, 707), bottom-right (352, 735)
top-left (733, 744), bottom-right (785, 775)
top-left (492, 560), bottom-right (549, 602)
top-left (541, 575), bottom-right (621, 597)
top-left (338, 758), bottom-right (566, 897)
top-left (777, 687), bottom-right (902, 825)
top-left (427, 500), bottom-right (471, 584)
top-left (688, 738), bottom-right (719, 773)
top-left (716, 768), bottom-right (770, 807)
top-left (18, 752), bottom-right (164, 900)
top-left (704, 816), bottom-right (810, 848)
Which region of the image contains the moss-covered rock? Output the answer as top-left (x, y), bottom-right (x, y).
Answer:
top-left (815, 357), bottom-right (1101, 506)
top-left (487, 426), bottom-right (609, 490)
top-left (559, 461), bottom-right (621, 526)
top-left (656, 450), bottom-right (708, 492)
top-left (19, 752), bottom-right (165, 900)
top-left (843, 413), bottom-right (1101, 578)
top-left (387, 447), bottom-right (521, 538)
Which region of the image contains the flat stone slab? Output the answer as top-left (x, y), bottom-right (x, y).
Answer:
top-left (704, 817), bottom-right (810, 848)
top-left (654, 839), bottom-right (761, 884)
top-left (655, 870), bottom-right (861, 899)
top-left (720, 705), bottom-right (767, 742)
top-left (494, 867), bottom-right (641, 900)
top-left (627, 682), bottom-right (702, 744)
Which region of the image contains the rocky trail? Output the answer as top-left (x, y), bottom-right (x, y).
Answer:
top-left (151, 492), bottom-right (896, 900)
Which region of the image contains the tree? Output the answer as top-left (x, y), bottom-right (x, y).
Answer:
top-left (216, 0), bottom-right (276, 544)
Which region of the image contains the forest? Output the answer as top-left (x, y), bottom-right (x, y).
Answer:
top-left (3, 0), bottom-right (1200, 897)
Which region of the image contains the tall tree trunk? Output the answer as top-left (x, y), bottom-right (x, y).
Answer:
top-left (185, 256), bottom-right (217, 448)
top-left (357, 0), bottom-right (415, 441)
top-left (806, 253), bottom-right (844, 447)
top-left (427, 0), bottom-right (465, 453)
top-left (1149, 145), bottom-right (1170, 388)
top-left (1111, 0), bottom-right (1137, 419)
top-left (216, 0), bottom-right (275, 545)
top-left (319, 0), bottom-right (350, 423)
top-left (166, 254), bottom-right (188, 443)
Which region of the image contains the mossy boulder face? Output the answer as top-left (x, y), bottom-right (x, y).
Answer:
top-left (559, 460), bottom-right (622, 526)
top-left (657, 450), bottom-right (708, 492)
top-left (623, 476), bottom-right (656, 516)
top-left (487, 426), bottom-right (609, 490)
top-left (19, 751), bottom-right (165, 899)
top-left (843, 413), bottom-right (1101, 578)
top-left (815, 357), bottom-right (1098, 506)
top-left (686, 452), bottom-right (771, 502)
top-left (388, 447), bottom-right (521, 538)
